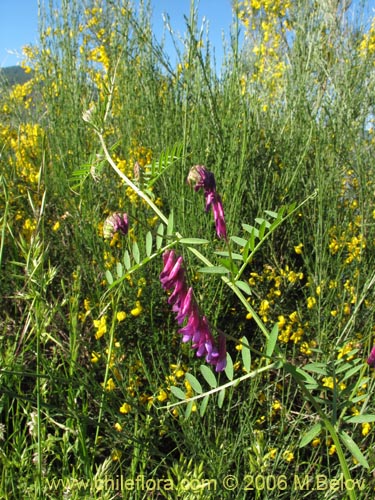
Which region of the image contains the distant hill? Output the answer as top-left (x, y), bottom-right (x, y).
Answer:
top-left (0, 66), bottom-right (33, 86)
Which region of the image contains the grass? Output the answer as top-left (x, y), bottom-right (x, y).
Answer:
top-left (1, 0), bottom-right (375, 498)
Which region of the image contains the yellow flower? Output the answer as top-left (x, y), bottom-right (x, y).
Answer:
top-left (289, 311), bottom-right (298, 323)
top-left (337, 342), bottom-right (355, 360)
top-left (111, 449), bottom-right (122, 461)
top-left (114, 422), bottom-right (123, 432)
top-left (307, 296), bottom-right (316, 309)
top-left (294, 243), bottom-right (303, 254)
top-left (312, 437), bottom-right (321, 447)
top-left (328, 445), bottom-right (336, 456)
top-left (130, 301), bottom-right (143, 317)
top-left (277, 315), bottom-right (286, 329)
top-left (119, 402), bottom-right (132, 414)
top-left (157, 390), bottom-right (168, 402)
top-left (361, 422), bottom-right (371, 436)
top-left (259, 299), bottom-right (270, 316)
top-left (322, 377), bottom-right (334, 389)
top-left (117, 311), bottom-right (127, 322)
top-left (102, 378), bottom-right (116, 391)
top-left (272, 399), bottom-right (282, 411)
top-left (91, 351), bottom-right (101, 363)
top-left (268, 448), bottom-right (277, 459)
top-left (52, 221), bottom-right (60, 231)
top-left (282, 450), bottom-right (294, 462)
top-left (93, 316), bottom-right (107, 339)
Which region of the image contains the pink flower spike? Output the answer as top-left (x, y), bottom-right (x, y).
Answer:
top-left (214, 333), bottom-right (227, 372)
top-left (187, 164), bottom-right (227, 240)
top-left (367, 346), bottom-right (375, 368)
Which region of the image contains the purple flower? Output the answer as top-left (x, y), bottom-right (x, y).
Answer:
top-left (367, 346), bottom-right (375, 368)
top-left (187, 165), bottom-right (227, 240)
top-left (103, 212), bottom-right (129, 239)
top-left (160, 250), bottom-right (226, 371)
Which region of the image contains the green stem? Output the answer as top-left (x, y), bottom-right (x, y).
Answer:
top-left (284, 363), bottom-right (354, 498)
top-left (94, 302), bottom-right (117, 447)
top-left (162, 361), bottom-right (280, 409)
top-left (97, 132), bottom-right (169, 225)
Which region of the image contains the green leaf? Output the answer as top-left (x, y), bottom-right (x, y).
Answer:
top-left (217, 388), bottom-right (226, 408)
top-left (352, 394), bottom-right (368, 404)
top-left (225, 353), bottom-right (234, 381)
top-left (105, 270), bottom-right (113, 285)
top-left (241, 337), bottom-right (251, 373)
top-left (288, 202), bottom-right (297, 213)
top-left (230, 236), bottom-right (248, 247)
top-left (200, 395), bottom-right (210, 417)
top-left (123, 250), bottom-right (131, 270)
top-left (299, 423), bottom-right (322, 448)
top-left (266, 323), bottom-right (278, 358)
top-left (340, 430), bottom-right (369, 469)
top-left (344, 414), bottom-right (375, 424)
top-left (303, 363), bottom-right (328, 375)
top-left (218, 258), bottom-right (238, 274)
top-left (116, 262), bottom-right (123, 278)
top-left (258, 220), bottom-right (269, 240)
top-left (200, 365), bottom-right (217, 388)
top-left (147, 143), bottom-right (183, 188)
top-left (170, 386), bottom-right (186, 400)
top-left (185, 373), bottom-right (203, 394)
top-left (250, 230), bottom-right (257, 250)
top-left (179, 238), bottom-right (209, 245)
top-left (264, 210), bottom-right (279, 218)
top-left (342, 364), bottom-right (363, 381)
top-left (167, 211), bottom-right (174, 236)
top-left (255, 217), bottom-right (271, 227)
top-left (145, 231), bottom-right (153, 257)
top-left (156, 223), bottom-right (164, 249)
top-left (132, 241), bottom-right (140, 264)
top-left (215, 251), bottom-right (243, 261)
top-left (198, 266), bottom-right (228, 274)
top-left (235, 280), bottom-right (252, 295)
top-left (294, 367), bottom-right (319, 388)
top-left (185, 400), bottom-right (194, 418)
top-left (242, 224), bottom-right (259, 238)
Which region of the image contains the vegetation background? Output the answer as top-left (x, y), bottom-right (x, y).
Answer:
top-left (1, 0), bottom-right (375, 498)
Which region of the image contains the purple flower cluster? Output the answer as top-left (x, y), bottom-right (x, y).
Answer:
top-left (160, 250), bottom-right (227, 371)
top-left (187, 165), bottom-right (227, 240)
top-left (367, 346), bottom-right (375, 368)
top-left (103, 212), bottom-right (129, 239)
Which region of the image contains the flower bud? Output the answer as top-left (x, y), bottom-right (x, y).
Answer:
top-left (103, 213), bottom-right (129, 239)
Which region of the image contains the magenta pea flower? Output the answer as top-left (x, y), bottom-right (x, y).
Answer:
top-left (187, 165), bottom-right (227, 240)
top-left (367, 346), bottom-right (375, 368)
top-left (160, 250), bottom-right (226, 371)
top-left (103, 212), bottom-right (129, 239)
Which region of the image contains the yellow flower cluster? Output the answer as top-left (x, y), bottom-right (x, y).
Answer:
top-left (5, 123), bottom-right (43, 190)
top-left (246, 263), bottom-right (318, 354)
top-left (329, 220), bottom-right (366, 264)
top-left (359, 17), bottom-right (375, 59)
top-left (0, 119), bottom-right (45, 240)
top-left (237, 0), bottom-right (291, 98)
top-left (2, 80), bottom-right (35, 113)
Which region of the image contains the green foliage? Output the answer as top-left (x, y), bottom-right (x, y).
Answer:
top-left (1, 0), bottom-right (375, 498)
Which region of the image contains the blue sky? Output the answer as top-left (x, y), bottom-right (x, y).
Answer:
top-left (1, 0), bottom-right (375, 69)
top-left (0, 0), bottom-right (234, 68)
